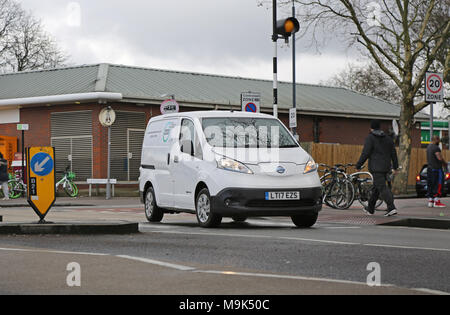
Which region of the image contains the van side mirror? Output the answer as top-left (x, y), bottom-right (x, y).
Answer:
top-left (180, 139), bottom-right (194, 156)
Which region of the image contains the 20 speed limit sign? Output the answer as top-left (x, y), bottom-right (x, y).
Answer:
top-left (425, 72), bottom-right (444, 103)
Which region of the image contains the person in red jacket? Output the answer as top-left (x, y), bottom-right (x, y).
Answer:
top-left (356, 120), bottom-right (399, 217)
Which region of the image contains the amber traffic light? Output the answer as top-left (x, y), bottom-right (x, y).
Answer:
top-left (276, 17), bottom-right (299, 40)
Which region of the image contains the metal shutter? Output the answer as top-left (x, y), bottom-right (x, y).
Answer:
top-left (128, 129), bottom-right (145, 181)
top-left (51, 111), bottom-right (93, 181)
top-left (111, 111), bottom-right (146, 181)
top-left (51, 138), bottom-right (71, 175)
top-left (51, 111), bottom-right (92, 137)
top-left (71, 137), bottom-right (93, 181)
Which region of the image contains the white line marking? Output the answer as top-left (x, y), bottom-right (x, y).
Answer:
top-left (195, 270), bottom-right (389, 287)
top-left (140, 228), bottom-right (360, 245)
top-left (141, 227), bottom-right (450, 251)
top-left (363, 243), bottom-right (450, 252)
top-left (0, 247), bottom-right (109, 256)
top-left (114, 255), bottom-right (196, 271)
top-left (412, 288), bottom-right (449, 295)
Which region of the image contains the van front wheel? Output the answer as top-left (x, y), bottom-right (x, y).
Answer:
top-left (196, 188), bottom-right (222, 228)
top-left (291, 213), bottom-right (318, 228)
top-left (144, 187), bottom-right (164, 222)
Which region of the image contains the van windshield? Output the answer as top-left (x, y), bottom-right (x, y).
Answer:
top-left (201, 117), bottom-right (298, 148)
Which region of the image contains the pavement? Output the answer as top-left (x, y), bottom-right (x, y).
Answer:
top-left (0, 196), bottom-right (142, 234)
top-left (0, 195), bottom-right (449, 230)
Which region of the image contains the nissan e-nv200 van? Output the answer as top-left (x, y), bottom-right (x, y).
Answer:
top-left (139, 111), bottom-right (322, 228)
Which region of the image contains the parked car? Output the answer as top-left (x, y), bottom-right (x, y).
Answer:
top-left (415, 163), bottom-right (450, 197)
top-left (139, 111), bottom-right (322, 228)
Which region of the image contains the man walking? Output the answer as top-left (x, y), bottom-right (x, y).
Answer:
top-left (356, 120), bottom-right (399, 216)
top-left (426, 135), bottom-right (447, 208)
top-left (0, 153), bottom-right (10, 200)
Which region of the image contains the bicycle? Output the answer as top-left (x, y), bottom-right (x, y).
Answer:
top-left (55, 166), bottom-right (78, 197)
top-left (345, 164), bottom-right (383, 210)
top-left (319, 163), bottom-right (355, 209)
top-left (7, 171), bottom-right (26, 199)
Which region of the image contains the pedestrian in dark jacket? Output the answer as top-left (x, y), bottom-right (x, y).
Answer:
top-left (355, 120), bottom-right (399, 216)
top-left (0, 152), bottom-right (10, 200)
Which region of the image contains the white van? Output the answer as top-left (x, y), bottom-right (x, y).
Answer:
top-left (139, 111), bottom-right (322, 228)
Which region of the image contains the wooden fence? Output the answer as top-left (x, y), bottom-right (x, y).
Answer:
top-left (300, 142), bottom-right (450, 187)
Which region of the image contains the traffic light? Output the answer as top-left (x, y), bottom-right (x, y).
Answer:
top-left (275, 17), bottom-right (299, 42)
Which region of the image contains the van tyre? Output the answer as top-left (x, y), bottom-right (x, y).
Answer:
top-left (291, 213), bottom-right (318, 228)
top-left (196, 188), bottom-right (222, 228)
top-left (144, 187), bottom-right (164, 222)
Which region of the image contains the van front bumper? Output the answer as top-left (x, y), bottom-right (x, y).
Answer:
top-left (210, 187), bottom-right (322, 217)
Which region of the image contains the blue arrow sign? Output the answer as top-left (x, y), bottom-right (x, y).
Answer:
top-left (30, 152), bottom-right (54, 176)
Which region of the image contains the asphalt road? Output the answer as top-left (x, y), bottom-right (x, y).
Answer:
top-left (0, 206), bottom-right (449, 295)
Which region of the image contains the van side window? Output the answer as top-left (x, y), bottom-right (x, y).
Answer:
top-left (180, 119), bottom-right (202, 159)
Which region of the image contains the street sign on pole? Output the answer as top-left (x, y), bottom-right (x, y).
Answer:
top-left (26, 146), bottom-right (56, 222)
top-left (17, 124), bottom-right (29, 185)
top-left (425, 72), bottom-right (444, 143)
top-left (425, 72), bottom-right (444, 103)
top-left (99, 107), bottom-right (116, 200)
top-left (241, 92), bottom-right (261, 113)
top-left (16, 124), bottom-right (29, 131)
top-left (289, 108), bottom-right (297, 129)
top-left (160, 99), bottom-right (180, 115)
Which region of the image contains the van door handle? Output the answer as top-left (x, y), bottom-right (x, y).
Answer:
top-left (167, 153), bottom-right (170, 165)
top-left (173, 156), bottom-right (179, 163)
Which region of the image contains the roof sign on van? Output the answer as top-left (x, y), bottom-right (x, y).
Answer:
top-left (160, 99), bottom-right (180, 115)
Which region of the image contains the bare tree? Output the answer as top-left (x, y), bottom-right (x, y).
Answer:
top-left (287, 0), bottom-right (449, 194)
top-left (0, 0), bottom-right (22, 62)
top-left (0, 0), bottom-right (67, 73)
top-left (323, 62), bottom-right (402, 104)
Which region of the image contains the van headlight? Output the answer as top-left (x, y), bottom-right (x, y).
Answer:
top-left (216, 157), bottom-right (253, 174)
top-left (304, 159), bottom-right (318, 174)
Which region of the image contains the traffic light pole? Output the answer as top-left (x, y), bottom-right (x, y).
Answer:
top-left (291, 0), bottom-right (297, 138)
top-left (272, 0), bottom-right (278, 118)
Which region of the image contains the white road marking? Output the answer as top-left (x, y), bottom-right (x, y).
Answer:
top-left (116, 255), bottom-right (196, 271)
top-left (140, 226), bottom-right (450, 251)
top-left (363, 243), bottom-right (450, 252)
top-left (195, 269), bottom-right (386, 286)
top-left (413, 288), bottom-right (450, 295)
top-left (0, 247), bottom-right (109, 256)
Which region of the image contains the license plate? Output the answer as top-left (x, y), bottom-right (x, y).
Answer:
top-left (265, 191), bottom-right (300, 200)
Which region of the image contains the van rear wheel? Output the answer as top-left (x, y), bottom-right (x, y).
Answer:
top-left (196, 188), bottom-right (222, 228)
top-left (144, 187), bottom-right (164, 222)
top-left (291, 213), bottom-right (318, 228)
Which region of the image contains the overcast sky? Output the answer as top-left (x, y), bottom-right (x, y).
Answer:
top-left (17, 0), bottom-right (364, 84)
